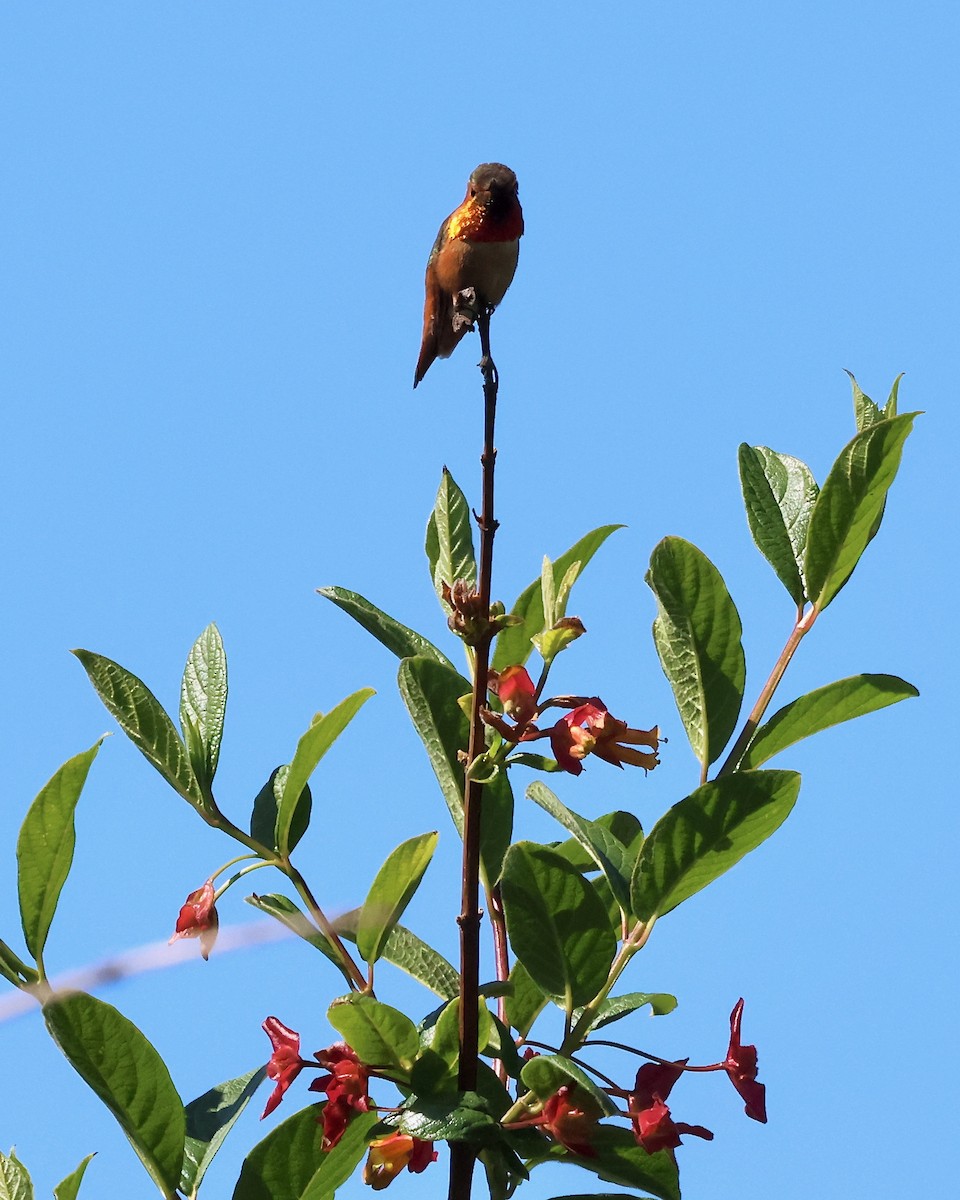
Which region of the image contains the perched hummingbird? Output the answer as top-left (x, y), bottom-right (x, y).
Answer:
top-left (413, 163), bottom-right (524, 388)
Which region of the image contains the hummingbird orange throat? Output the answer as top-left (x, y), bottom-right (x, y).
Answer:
top-left (413, 163), bottom-right (524, 388)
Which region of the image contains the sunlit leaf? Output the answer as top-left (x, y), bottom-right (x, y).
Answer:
top-left (646, 537), bottom-right (745, 769)
top-left (181, 1068), bottom-right (266, 1197)
top-left (326, 995), bottom-right (420, 1074)
top-left (44, 993), bottom-right (185, 1198)
top-left (631, 771), bottom-right (800, 921)
top-left (17, 741), bottom-right (102, 966)
top-left (426, 467), bottom-right (477, 604)
top-left (179, 623), bottom-right (227, 794)
top-left (317, 586), bottom-right (453, 669)
top-left (73, 650), bottom-right (202, 805)
top-left (0, 1150), bottom-right (33, 1200)
top-left (275, 688), bottom-right (374, 856)
top-left (738, 444), bottom-right (818, 606)
top-left (334, 908), bottom-right (459, 1000)
top-left (53, 1154), bottom-right (95, 1200)
top-left (804, 413), bottom-right (917, 610)
top-left (357, 832), bottom-right (438, 966)
top-left (231, 1103), bottom-right (326, 1200)
top-left (740, 673), bottom-right (918, 768)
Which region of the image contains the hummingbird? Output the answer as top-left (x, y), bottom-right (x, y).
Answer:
top-left (413, 163), bottom-right (524, 388)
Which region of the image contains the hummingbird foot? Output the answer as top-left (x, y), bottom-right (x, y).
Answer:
top-left (452, 287), bottom-right (480, 335)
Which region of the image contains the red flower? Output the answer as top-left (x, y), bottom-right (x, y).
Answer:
top-left (628, 1060), bottom-right (713, 1154)
top-left (541, 1084), bottom-right (601, 1157)
top-left (725, 998), bottom-right (767, 1123)
top-left (309, 1043), bottom-right (371, 1149)
top-left (169, 880), bottom-right (219, 960)
top-left (363, 1133), bottom-right (437, 1190)
top-left (550, 702), bottom-right (660, 776)
top-left (493, 664), bottom-right (538, 725)
top-left (261, 1017), bottom-right (306, 1118)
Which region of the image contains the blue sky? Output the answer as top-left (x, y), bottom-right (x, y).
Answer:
top-left (1, 2), bottom-right (956, 1197)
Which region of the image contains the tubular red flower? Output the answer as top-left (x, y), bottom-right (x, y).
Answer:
top-left (169, 880), bottom-right (219, 960)
top-left (493, 664), bottom-right (538, 725)
top-left (309, 1043), bottom-right (371, 1149)
top-left (550, 703), bottom-right (660, 775)
top-left (362, 1133), bottom-right (437, 1190)
top-left (541, 1084), bottom-right (601, 1157)
top-left (260, 1017), bottom-right (305, 1118)
top-left (725, 998), bottom-right (767, 1123)
top-left (628, 1060), bottom-right (713, 1154)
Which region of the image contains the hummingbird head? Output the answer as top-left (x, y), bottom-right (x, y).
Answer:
top-left (466, 163), bottom-right (519, 219)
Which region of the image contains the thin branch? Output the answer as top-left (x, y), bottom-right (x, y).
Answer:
top-left (450, 306), bottom-right (499, 1200)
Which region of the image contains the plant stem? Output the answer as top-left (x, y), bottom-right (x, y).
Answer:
top-left (449, 307), bottom-right (499, 1200)
top-left (717, 605), bottom-right (819, 776)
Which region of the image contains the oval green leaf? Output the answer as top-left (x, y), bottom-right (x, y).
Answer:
top-left (326, 995), bottom-right (420, 1073)
top-left (631, 770), bottom-right (800, 921)
top-left (179, 623), bottom-right (227, 795)
top-left (299, 1110), bottom-right (380, 1200)
top-left (17, 741), bottom-right (102, 968)
top-left (357, 831), bottom-right (438, 966)
top-left (231, 1103), bottom-right (326, 1200)
top-left (501, 842), bottom-right (616, 1008)
top-left (72, 650), bottom-right (202, 806)
top-left (526, 782), bottom-right (633, 916)
top-left (645, 537), bottom-right (745, 770)
top-left (738, 444), bottom-right (818, 606)
top-left (803, 413), bottom-right (917, 611)
top-left (426, 467), bottom-right (477, 603)
top-left (43, 992), bottom-right (185, 1199)
top-left (317, 586), bottom-right (453, 668)
top-left (397, 655), bottom-right (513, 884)
top-left (181, 1067), bottom-right (266, 1198)
top-left (333, 908), bottom-right (459, 1000)
top-left (740, 673), bottom-right (919, 768)
top-left (275, 688), bottom-right (375, 857)
top-left (54, 1154), bottom-right (96, 1200)
top-left (520, 1053), bottom-right (617, 1116)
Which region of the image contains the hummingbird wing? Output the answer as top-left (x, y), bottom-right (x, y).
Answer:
top-left (413, 216), bottom-right (469, 388)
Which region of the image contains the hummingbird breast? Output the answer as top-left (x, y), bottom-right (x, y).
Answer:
top-left (434, 236), bottom-right (520, 308)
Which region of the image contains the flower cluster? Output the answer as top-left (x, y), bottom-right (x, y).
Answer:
top-left (520, 1000), bottom-right (765, 1161)
top-left (260, 1019), bottom-right (436, 1190)
top-left (486, 665), bottom-right (660, 777)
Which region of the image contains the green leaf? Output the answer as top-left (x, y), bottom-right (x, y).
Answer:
top-left (326, 995), bottom-right (420, 1074)
top-left (53, 1155), bottom-right (96, 1200)
top-left (181, 1068), bottom-right (266, 1198)
top-left (357, 832), bottom-right (438, 966)
top-left (317, 586), bottom-right (453, 669)
top-left (179, 623), bottom-right (227, 794)
top-left (0, 939), bottom-right (38, 987)
top-left (17, 741), bottom-right (102, 967)
top-left (504, 959), bottom-right (548, 1037)
top-left (573, 991), bottom-right (677, 1032)
top-left (245, 892), bottom-right (344, 969)
top-left (804, 413), bottom-right (917, 610)
top-left (334, 909), bottom-right (459, 999)
top-left (493, 525), bottom-right (624, 671)
top-left (73, 650), bottom-right (202, 805)
top-left (738, 444), bottom-right (818, 606)
top-left (43, 993), bottom-right (185, 1199)
top-left (579, 1126), bottom-right (679, 1200)
top-left (397, 656), bottom-right (513, 885)
top-left (520, 1054), bottom-right (617, 1116)
top-left (885, 373), bottom-right (903, 417)
top-left (390, 1093), bottom-right (499, 1142)
top-left (0, 1150), bottom-right (33, 1200)
top-left (846, 369), bottom-right (884, 430)
top-left (275, 688), bottom-right (374, 856)
top-left (741, 673), bottom-right (919, 768)
top-left (231, 1103), bottom-right (326, 1200)
top-left (426, 467), bottom-right (477, 603)
top-left (631, 770), bottom-right (800, 921)
top-left (646, 537), bottom-right (745, 769)
top-left (501, 843), bottom-right (616, 1008)
top-left (249, 768), bottom-right (312, 856)
top-left (527, 782), bottom-right (633, 916)
top-left (299, 1110), bottom-right (380, 1200)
